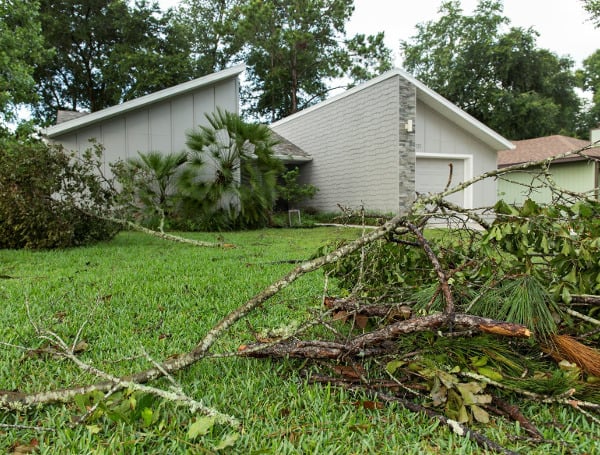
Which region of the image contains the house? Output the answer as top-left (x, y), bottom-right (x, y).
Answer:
top-left (47, 65), bottom-right (513, 216)
top-left (45, 64), bottom-right (246, 176)
top-left (497, 134), bottom-right (599, 205)
top-left (270, 68), bottom-right (514, 214)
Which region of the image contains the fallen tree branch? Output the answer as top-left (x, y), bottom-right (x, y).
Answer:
top-left (238, 313), bottom-right (530, 359)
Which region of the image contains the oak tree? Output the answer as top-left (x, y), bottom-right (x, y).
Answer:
top-left (401, 0), bottom-right (580, 140)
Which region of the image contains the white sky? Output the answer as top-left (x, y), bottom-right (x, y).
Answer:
top-left (159, 0), bottom-right (598, 69)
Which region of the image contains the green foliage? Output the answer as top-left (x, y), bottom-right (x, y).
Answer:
top-left (482, 198), bottom-right (600, 304)
top-left (0, 0), bottom-right (48, 121)
top-left (401, 0), bottom-right (580, 139)
top-left (277, 166), bottom-right (318, 209)
top-left (175, 0), bottom-right (244, 74)
top-left (33, 0), bottom-right (199, 122)
top-left (469, 275), bottom-right (560, 341)
top-left (0, 134), bottom-right (119, 249)
top-left (179, 109), bottom-right (283, 230)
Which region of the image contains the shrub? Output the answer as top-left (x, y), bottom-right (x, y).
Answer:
top-left (277, 166), bottom-right (318, 210)
top-left (0, 134), bottom-right (119, 249)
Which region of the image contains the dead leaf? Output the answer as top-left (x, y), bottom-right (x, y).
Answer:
top-left (323, 296), bottom-right (336, 308)
top-left (354, 400), bottom-right (384, 410)
top-left (470, 404), bottom-right (490, 424)
top-left (355, 314), bottom-right (369, 329)
top-left (10, 438), bottom-right (38, 454)
top-left (332, 310), bottom-right (348, 322)
top-left (72, 341), bottom-right (88, 353)
top-left (333, 364), bottom-right (366, 379)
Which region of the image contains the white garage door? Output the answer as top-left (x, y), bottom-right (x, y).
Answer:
top-left (415, 157), bottom-right (466, 206)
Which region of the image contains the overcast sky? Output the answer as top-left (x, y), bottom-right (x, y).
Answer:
top-left (159, 0), bottom-right (598, 68)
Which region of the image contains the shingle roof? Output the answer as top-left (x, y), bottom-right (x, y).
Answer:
top-left (269, 130), bottom-right (311, 163)
top-left (498, 135), bottom-right (594, 167)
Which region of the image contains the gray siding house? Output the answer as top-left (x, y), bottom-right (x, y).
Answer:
top-left (271, 69), bottom-right (514, 214)
top-left (46, 65), bottom-right (513, 216)
top-left (45, 65), bottom-right (245, 176)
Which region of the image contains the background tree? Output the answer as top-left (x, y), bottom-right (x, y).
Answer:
top-left (577, 49), bottom-right (600, 135)
top-left (233, 0), bottom-right (392, 121)
top-left (581, 0), bottom-right (600, 26)
top-left (175, 0), bottom-right (245, 75)
top-left (33, 0), bottom-right (199, 124)
top-left (401, 0), bottom-right (580, 140)
top-left (0, 0), bottom-right (48, 125)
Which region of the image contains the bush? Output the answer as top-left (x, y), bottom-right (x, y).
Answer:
top-left (0, 134), bottom-right (119, 249)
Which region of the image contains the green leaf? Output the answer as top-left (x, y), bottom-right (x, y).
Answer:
top-left (470, 405), bottom-right (490, 423)
top-left (564, 267), bottom-right (577, 284)
top-left (477, 367), bottom-right (503, 382)
top-left (86, 425), bottom-right (102, 434)
top-left (457, 405), bottom-right (470, 423)
top-left (561, 286), bottom-right (572, 304)
top-left (188, 416), bottom-right (216, 440)
top-left (470, 356), bottom-right (487, 367)
top-left (385, 359), bottom-right (405, 375)
top-left (141, 407), bottom-right (153, 427)
top-left (214, 432), bottom-right (240, 450)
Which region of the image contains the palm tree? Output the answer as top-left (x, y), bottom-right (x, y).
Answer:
top-left (179, 109), bottom-right (282, 229)
top-left (127, 150), bottom-right (188, 231)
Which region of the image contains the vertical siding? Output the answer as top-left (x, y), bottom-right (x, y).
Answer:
top-left (125, 110), bottom-right (149, 158)
top-left (272, 76), bottom-right (407, 213)
top-left (498, 161), bottom-right (597, 204)
top-left (51, 78), bottom-right (239, 170)
top-left (102, 117), bottom-right (126, 174)
top-left (171, 95), bottom-right (195, 152)
top-left (149, 104), bottom-right (172, 153)
top-left (417, 102), bottom-right (497, 208)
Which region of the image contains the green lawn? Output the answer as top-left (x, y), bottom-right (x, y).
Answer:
top-left (0, 228), bottom-right (597, 454)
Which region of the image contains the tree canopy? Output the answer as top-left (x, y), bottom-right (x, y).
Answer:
top-left (401, 0), bottom-right (581, 140)
top-left (0, 0), bottom-right (48, 124)
top-left (180, 0), bottom-right (392, 121)
top-left (33, 0), bottom-right (200, 124)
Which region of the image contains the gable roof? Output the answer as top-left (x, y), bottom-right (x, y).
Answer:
top-left (45, 64), bottom-right (246, 137)
top-left (272, 68), bottom-right (514, 151)
top-left (498, 135), bottom-right (594, 167)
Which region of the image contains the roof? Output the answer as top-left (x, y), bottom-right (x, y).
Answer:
top-left (45, 64), bottom-right (246, 137)
top-left (269, 130), bottom-right (312, 164)
top-left (271, 68), bottom-right (514, 151)
top-left (498, 135), bottom-right (594, 167)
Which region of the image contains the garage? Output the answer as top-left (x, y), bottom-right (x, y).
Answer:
top-left (415, 156), bottom-right (467, 207)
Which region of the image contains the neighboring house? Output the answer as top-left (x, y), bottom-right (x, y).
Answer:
top-left (271, 68), bottom-right (514, 214)
top-left (497, 134), bottom-right (599, 205)
top-left (45, 64), bottom-right (246, 176)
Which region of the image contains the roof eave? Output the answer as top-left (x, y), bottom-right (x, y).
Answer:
top-left (275, 154), bottom-right (313, 164)
top-left (45, 64), bottom-right (246, 138)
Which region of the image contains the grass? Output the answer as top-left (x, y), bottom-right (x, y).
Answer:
top-left (0, 227), bottom-right (598, 454)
